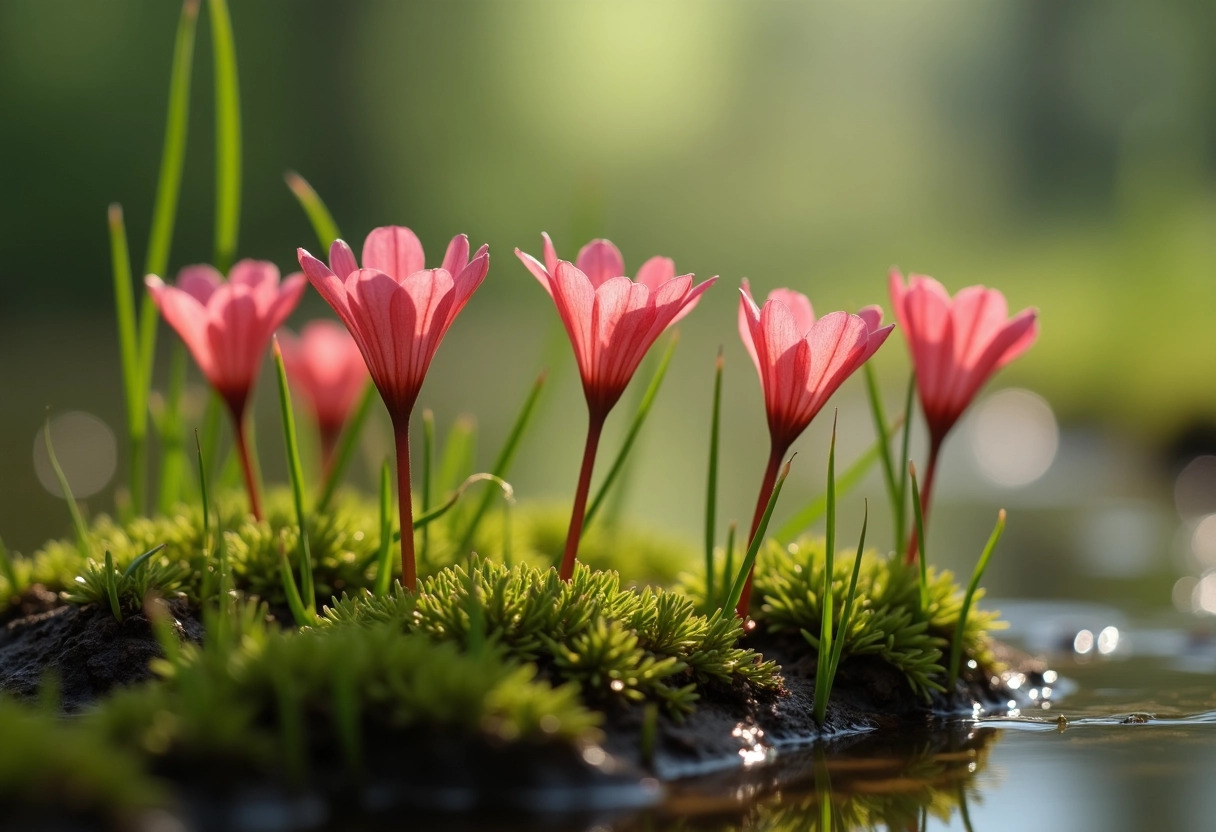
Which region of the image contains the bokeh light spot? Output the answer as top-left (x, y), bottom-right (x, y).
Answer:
top-left (32, 411), bottom-right (117, 499)
top-left (1176, 456), bottom-right (1216, 520)
top-left (969, 389), bottom-right (1059, 487)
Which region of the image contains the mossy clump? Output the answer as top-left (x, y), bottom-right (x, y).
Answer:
top-left (324, 558), bottom-right (781, 716)
top-left (748, 537), bottom-right (1003, 697)
top-left (0, 696), bottom-right (165, 823)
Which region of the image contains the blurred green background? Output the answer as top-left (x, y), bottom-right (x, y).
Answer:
top-left (1, 0), bottom-right (1214, 609)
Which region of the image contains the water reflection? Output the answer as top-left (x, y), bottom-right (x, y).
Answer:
top-left (622, 723), bottom-right (999, 831)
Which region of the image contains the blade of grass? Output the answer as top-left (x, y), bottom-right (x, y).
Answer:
top-left (273, 338), bottom-right (314, 615)
top-left (455, 369), bottom-right (547, 555)
top-left (583, 332), bottom-right (678, 534)
top-left (720, 457), bottom-right (793, 616)
top-left (820, 501), bottom-right (868, 725)
top-left (108, 204), bottom-right (146, 517)
top-left (156, 346), bottom-right (191, 513)
top-left (122, 543), bottom-right (168, 579)
top-left (137, 0), bottom-right (201, 414)
top-left (896, 372), bottom-right (916, 554)
top-left (391, 473), bottom-right (514, 540)
top-left (420, 409), bottom-right (435, 570)
top-left (143, 0), bottom-right (199, 280)
top-left (720, 521), bottom-right (736, 611)
top-left (948, 509), bottom-right (1007, 688)
top-left (704, 347), bottom-right (724, 605)
top-left (195, 432), bottom-right (216, 603)
top-left (812, 415), bottom-right (839, 725)
top-left (373, 460), bottom-right (394, 596)
top-left (103, 551), bottom-right (122, 622)
top-left (43, 418), bottom-right (90, 556)
top-left (436, 415), bottom-right (477, 497)
top-left (285, 171), bottom-right (341, 249)
top-left (208, 0), bottom-right (242, 272)
top-left (278, 537), bottom-right (310, 628)
top-left (772, 422), bottom-right (897, 545)
top-left (863, 364), bottom-right (898, 531)
top-left (332, 652), bottom-right (361, 776)
top-left (909, 461), bottom-right (929, 612)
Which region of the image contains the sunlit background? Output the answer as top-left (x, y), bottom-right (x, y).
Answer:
top-left (1, 0), bottom-right (1214, 618)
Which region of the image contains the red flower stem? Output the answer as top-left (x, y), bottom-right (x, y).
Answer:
top-left (231, 410), bottom-right (263, 522)
top-left (559, 412), bottom-right (606, 582)
top-left (905, 435), bottom-right (942, 565)
top-left (735, 442), bottom-right (784, 619)
top-left (393, 416), bottom-right (417, 592)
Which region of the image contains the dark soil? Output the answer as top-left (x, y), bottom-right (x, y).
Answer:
top-left (0, 586), bottom-right (204, 710)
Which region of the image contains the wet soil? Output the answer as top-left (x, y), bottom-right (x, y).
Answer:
top-left (0, 586), bottom-right (204, 710)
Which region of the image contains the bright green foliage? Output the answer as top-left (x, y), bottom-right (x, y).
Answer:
top-left (63, 548), bottom-right (190, 616)
top-left (749, 537), bottom-right (1002, 697)
top-left (99, 611), bottom-right (599, 777)
top-left (0, 697), bottom-right (165, 820)
top-left (324, 559), bottom-right (781, 716)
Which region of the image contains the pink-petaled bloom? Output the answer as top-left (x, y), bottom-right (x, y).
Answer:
top-left (516, 233), bottom-right (716, 581)
top-left (298, 226), bottom-right (489, 591)
top-left (889, 269), bottom-right (1038, 563)
top-left (734, 278), bottom-right (893, 618)
top-left (278, 319), bottom-right (370, 473)
top-left (146, 260), bottom-right (306, 521)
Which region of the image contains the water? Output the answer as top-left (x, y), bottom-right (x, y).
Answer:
top-left (620, 601), bottom-right (1216, 832)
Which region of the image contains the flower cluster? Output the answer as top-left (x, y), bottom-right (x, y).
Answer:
top-left (146, 224), bottom-right (1035, 609)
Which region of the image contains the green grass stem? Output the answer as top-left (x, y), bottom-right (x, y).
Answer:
top-left (704, 347), bottom-right (724, 604)
top-left (583, 333), bottom-right (678, 533)
top-left (863, 364), bottom-right (898, 542)
top-left (812, 416), bottom-right (839, 724)
top-left (103, 551), bottom-right (122, 622)
top-left (948, 509), bottom-right (1007, 688)
top-left (273, 338), bottom-right (315, 614)
top-left (208, 0), bottom-right (242, 272)
top-left (816, 501), bottom-right (868, 726)
top-left (392, 473), bottom-right (514, 539)
top-left (455, 369), bottom-right (547, 555)
top-left (285, 170), bottom-right (341, 249)
top-left (374, 460), bottom-right (393, 596)
top-left (122, 543), bottom-right (168, 580)
top-left (108, 204), bottom-right (146, 516)
top-left (43, 419), bottom-right (90, 557)
top-left (721, 457), bottom-right (792, 616)
top-left (773, 422), bottom-right (895, 545)
top-left (315, 382), bottom-right (375, 513)
top-left (909, 461), bottom-right (929, 611)
top-left (896, 372), bottom-right (916, 553)
top-left (155, 346), bottom-right (191, 514)
top-left (420, 409), bottom-right (435, 569)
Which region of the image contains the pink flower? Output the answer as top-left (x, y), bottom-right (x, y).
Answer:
top-left (146, 260), bottom-right (306, 521)
top-left (278, 319), bottom-right (370, 471)
top-left (739, 278), bottom-right (893, 454)
top-left (516, 233), bottom-right (715, 419)
top-left (734, 278), bottom-right (892, 618)
top-left (146, 261), bottom-right (306, 417)
top-left (516, 233), bottom-right (716, 581)
top-left (888, 271), bottom-right (1038, 445)
top-left (298, 226), bottom-right (489, 591)
top-left (298, 228), bottom-right (488, 420)
top-left (888, 270), bottom-right (1038, 562)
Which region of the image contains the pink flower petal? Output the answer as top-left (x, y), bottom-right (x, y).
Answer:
top-left (575, 239), bottom-right (626, 288)
top-left (362, 226), bottom-right (425, 282)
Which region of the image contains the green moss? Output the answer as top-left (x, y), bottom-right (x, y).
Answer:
top-left (323, 558), bottom-right (781, 716)
top-left (747, 537), bottom-right (1003, 697)
top-left (0, 696), bottom-right (165, 820)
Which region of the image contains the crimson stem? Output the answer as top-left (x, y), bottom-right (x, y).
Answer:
top-left (905, 434), bottom-right (942, 565)
top-left (736, 440), bottom-right (784, 618)
top-left (559, 411), bottom-right (606, 582)
top-left (230, 407), bottom-right (263, 522)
